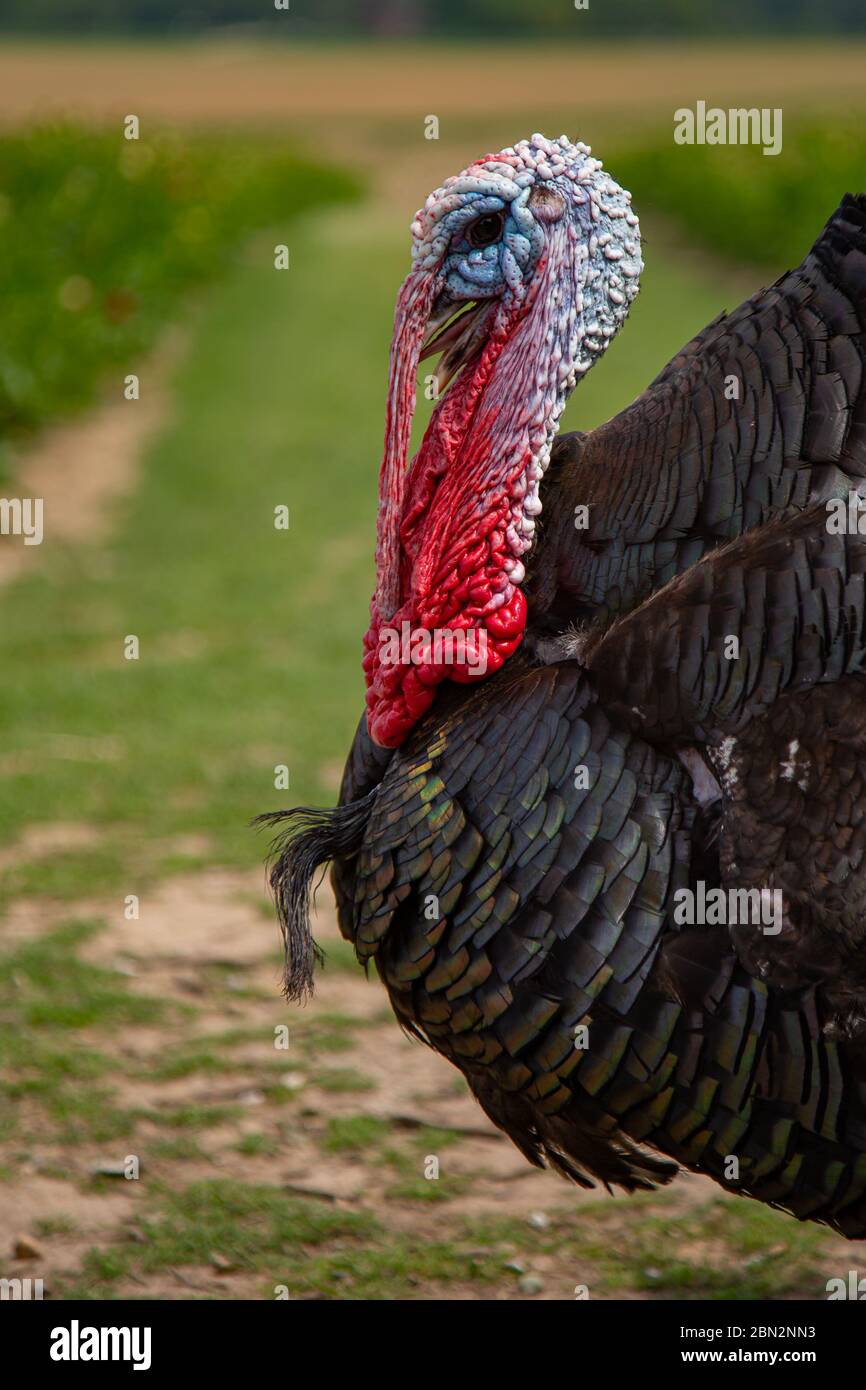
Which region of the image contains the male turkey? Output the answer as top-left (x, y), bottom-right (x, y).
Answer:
top-left (263, 135), bottom-right (866, 1236)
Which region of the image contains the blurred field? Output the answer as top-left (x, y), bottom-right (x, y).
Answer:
top-left (0, 124), bottom-right (358, 444)
top-left (616, 122), bottom-right (866, 268)
top-left (2, 37), bottom-right (866, 1300)
top-left (0, 37), bottom-right (865, 125)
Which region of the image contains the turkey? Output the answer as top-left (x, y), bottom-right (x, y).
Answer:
top-left (261, 134), bottom-right (866, 1236)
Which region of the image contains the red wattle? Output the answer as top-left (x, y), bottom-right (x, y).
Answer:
top-left (364, 237), bottom-right (559, 748)
top-left (364, 588), bottom-right (527, 748)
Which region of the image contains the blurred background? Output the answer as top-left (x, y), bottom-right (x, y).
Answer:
top-left (0, 0), bottom-right (864, 1300)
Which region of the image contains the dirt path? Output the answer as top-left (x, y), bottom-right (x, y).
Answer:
top-left (0, 327), bottom-right (187, 587)
top-left (0, 865), bottom-right (802, 1301)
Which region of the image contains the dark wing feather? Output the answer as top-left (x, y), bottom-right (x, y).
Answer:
top-left (529, 194), bottom-right (866, 623)
top-left (585, 507), bottom-right (866, 1030)
top-left (584, 505), bottom-right (866, 743)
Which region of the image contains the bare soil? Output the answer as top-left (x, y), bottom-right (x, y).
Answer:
top-left (0, 327), bottom-right (186, 587)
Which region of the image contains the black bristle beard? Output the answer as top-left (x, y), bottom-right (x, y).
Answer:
top-left (254, 793), bottom-right (375, 1002)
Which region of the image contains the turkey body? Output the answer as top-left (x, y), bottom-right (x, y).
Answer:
top-left (329, 510), bottom-right (866, 1237)
top-left (267, 194), bottom-right (866, 1236)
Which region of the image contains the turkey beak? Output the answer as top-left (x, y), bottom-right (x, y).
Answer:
top-left (419, 296), bottom-right (489, 396)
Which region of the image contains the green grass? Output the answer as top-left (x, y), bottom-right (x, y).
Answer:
top-left (33, 1213), bottom-right (77, 1237)
top-left (323, 1114), bottom-right (391, 1153)
top-left (314, 1067), bottom-right (376, 1093)
top-left (149, 1135), bottom-right (209, 1163)
top-left (0, 843), bottom-right (134, 915)
top-left (57, 1176), bottom-right (509, 1300)
top-left (0, 124), bottom-right (360, 445)
top-left (292, 1010), bottom-right (380, 1055)
top-left (0, 919), bottom-right (160, 1029)
top-left (55, 1175), bottom-right (835, 1301)
top-left (152, 1051), bottom-right (239, 1081)
top-left (471, 1195), bottom-right (832, 1300)
top-left (318, 937), bottom-right (363, 974)
top-left (320, 1113), bottom-right (468, 1203)
top-left (234, 1131), bottom-right (280, 1157)
top-left (149, 1027), bottom-right (300, 1084)
top-left (154, 1103), bottom-right (242, 1130)
top-left (0, 920), bottom-right (164, 1143)
top-left (383, 1145), bottom-right (471, 1203)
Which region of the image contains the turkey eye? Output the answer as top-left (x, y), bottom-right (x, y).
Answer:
top-left (466, 212), bottom-right (504, 248)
